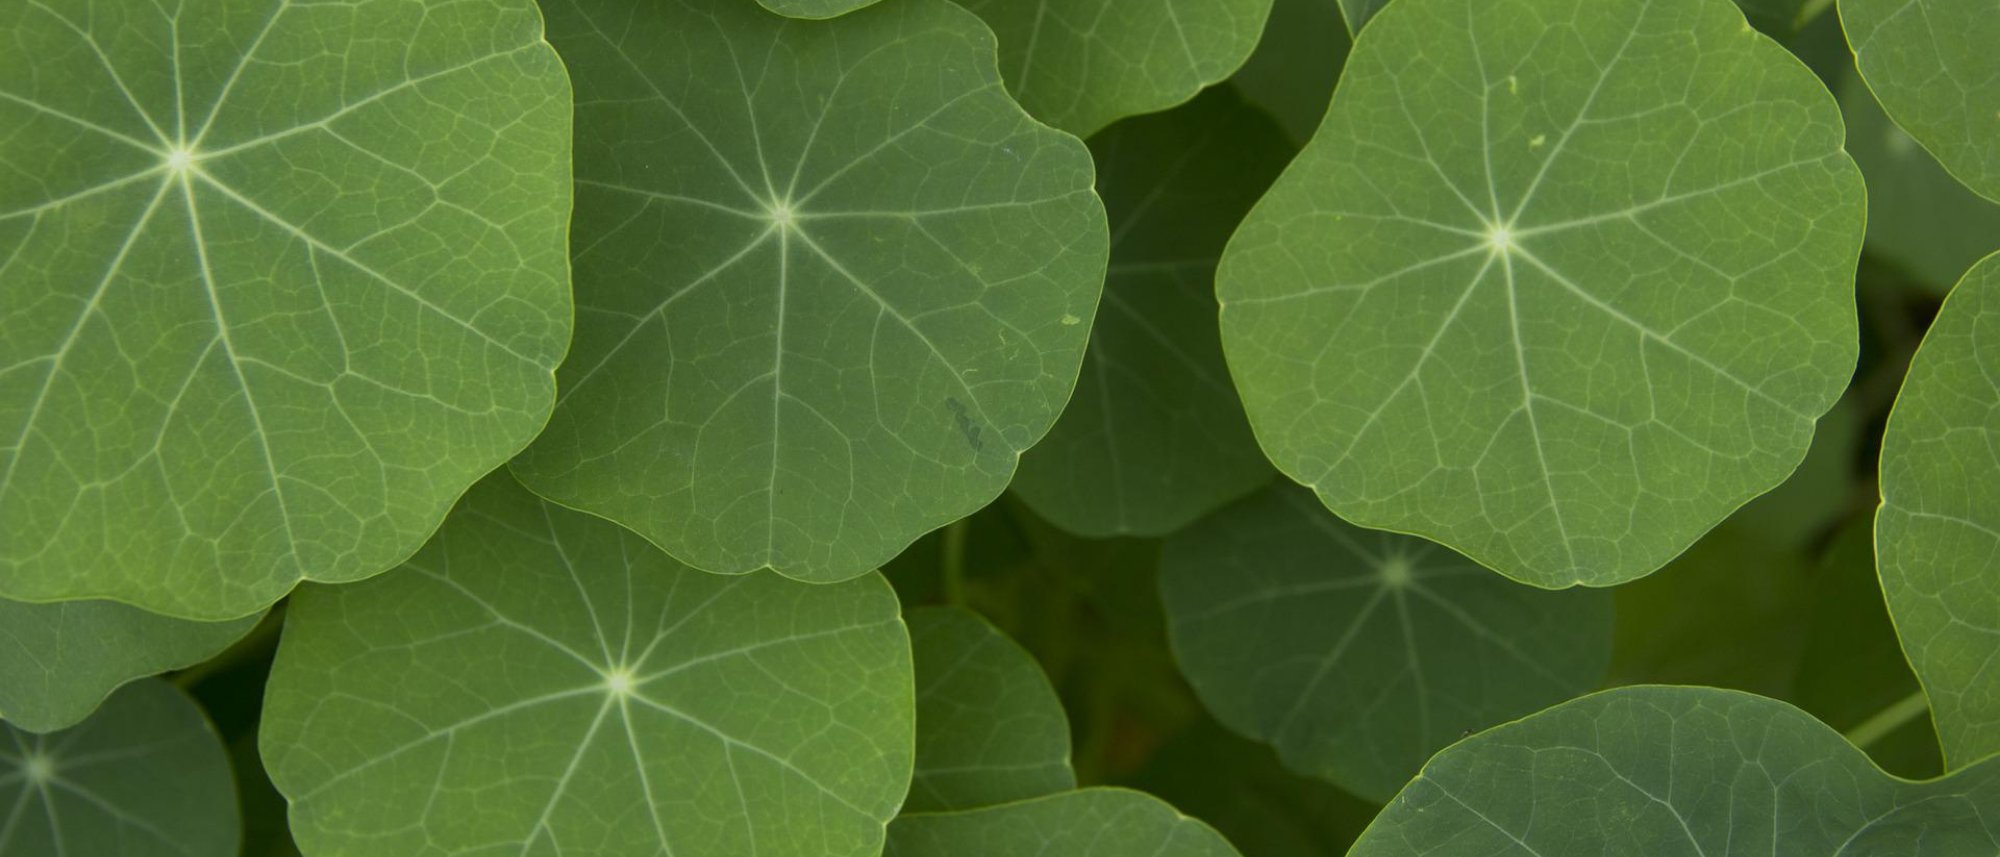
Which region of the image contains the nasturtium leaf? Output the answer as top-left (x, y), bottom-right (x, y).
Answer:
top-left (1229, 0), bottom-right (1351, 145)
top-left (262, 473), bottom-right (914, 857)
top-left (1349, 686), bottom-right (2000, 857)
top-left (0, 680), bottom-right (238, 857)
top-left (514, 0), bottom-right (1107, 582)
top-left (1842, 0), bottom-right (2000, 204)
top-left (1876, 252), bottom-right (2000, 770)
top-left (756, 0), bottom-right (882, 19)
top-left (1011, 88), bottom-right (1284, 538)
top-left (0, 0), bottom-right (573, 619)
top-left (1839, 69), bottom-right (2000, 293)
top-left (956, 0), bottom-right (1274, 136)
top-left (0, 597), bottom-right (259, 733)
top-left (1159, 484), bottom-right (1611, 802)
top-left (907, 606), bottom-right (1074, 813)
top-left (1217, 0), bottom-right (1864, 588)
top-left (1335, 0), bottom-right (1390, 33)
top-left (887, 788), bottom-right (1240, 857)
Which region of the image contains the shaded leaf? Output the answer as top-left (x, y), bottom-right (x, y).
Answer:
top-left (1217, 0), bottom-right (1864, 587)
top-left (262, 473), bottom-right (914, 857)
top-left (1124, 719), bottom-right (1377, 857)
top-left (1838, 67), bottom-right (2000, 293)
top-left (1229, 0), bottom-right (1351, 144)
top-left (0, 597), bottom-right (259, 733)
top-left (513, 0), bottom-right (1107, 582)
top-left (958, 0), bottom-right (1273, 136)
top-left (907, 606), bottom-right (1074, 812)
top-left (1012, 88), bottom-right (1285, 537)
top-left (0, 680), bottom-right (238, 857)
top-left (887, 788), bottom-right (1239, 857)
top-left (1349, 686), bottom-right (2000, 856)
top-left (1876, 251), bottom-right (2000, 769)
top-left (1160, 483), bottom-right (1611, 802)
top-left (1606, 524), bottom-right (1813, 698)
top-left (1842, 0), bottom-right (2000, 203)
top-left (757, 0), bottom-right (882, 19)
top-left (0, 0), bottom-right (574, 619)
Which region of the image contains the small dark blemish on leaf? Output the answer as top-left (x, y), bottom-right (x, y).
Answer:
top-left (945, 397), bottom-right (983, 452)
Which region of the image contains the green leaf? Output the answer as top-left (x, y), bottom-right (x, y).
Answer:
top-left (1229, 0), bottom-right (1352, 145)
top-left (0, 0), bottom-right (574, 619)
top-left (1842, 0), bottom-right (2000, 204)
top-left (1838, 68), bottom-right (2000, 293)
top-left (1876, 251), bottom-right (2000, 770)
top-left (907, 606), bottom-right (1074, 812)
top-left (0, 597), bottom-right (259, 733)
top-left (1217, 0), bottom-right (1864, 588)
top-left (1160, 483), bottom-right (1611, 802)
top-left (262, 473), bottom-right (914, 857)
top-left (756, 0), bottom-right (883, 19)
top-left (1336, 0), bottom-right (1390, 32)
top-left (887, 788), bottom-right (1240, 857)
top-left (1733, 0), bottom-right (1830, 34)
top-left (1011, 88), bottom-right (1284, 538)
top-left (1349, 686), bottom-right (2000, 856)
top-left (0, 680), bottom-right (238, 857)
top-left (512, 0), bottom-right (1108, 582)
top-left (956, 0), bottom-right (1274, 136)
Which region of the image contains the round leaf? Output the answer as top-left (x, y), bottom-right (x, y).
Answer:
top-left (0, 0), bottom-right (574, 619)
top-left (1838, 68), bottom-right (2000, 293)
top-left (957, 0), bottom-right (1274, 136)
top-left (514, 0), bottom-right (1107, 582)
top-left (1842, 0), bottom-right (2000, 203)
top-left (0, 680), bottom-right (238, 857)
top-left (1350, 686), bottom-right (2000, 856)
top-left (907, 606), bottom-right (1073, 813)
top-left (1877, 251), bottom-right (2000, 770)
top-left (1160, 484), bottom-right (1611, 802)
top-left (757, 0), bottom-right (882, 19)
top-left (0, 598), bottom-right (260, 733)
top-left (1011, 88), bottom-right (1284, 538)
top-left (887, 788), bottom-right (1239, 857)
top-left (262, 473), bottom-right (914, 857)
top-left (1217, 0), bottom-right (1864, 587)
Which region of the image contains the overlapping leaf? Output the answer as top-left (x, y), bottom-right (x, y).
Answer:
top-left (0, 680), bottom-right (238, 857)
top-left (1218, 0), bottom-right (1864, 587)
top-left (906, 606), bottom-right (1074, 812)
top-left (1349, 686), bottom-right (2000, 856)
top-left (0, 598), bottom-right (259, 733)
top-left (957, 0), bottom-right (1273, 136)
top-left (1011, 88), bottom-right (1283, 537)
top-left (1838, 69), bottom-right (2000, 293)
top-left (0, 0), bottom-right (574, 619)
top-left (262, 473), bottom-right (914, 857)
top-left (888, 788), bottom-right (1239, 857)
top-left (1842, 0), bottom-right (2000, 203)
top-left (1877, 252), bottom-right (2000, 770)
top-left (757, 0), bottom-right (881, 19)
top-left (514, 0), bottom-right (1107, 582)
top-left (1229, 0), bottom-right (1351, 144)
top-left (1160, 484), bottom-right (1611, 801)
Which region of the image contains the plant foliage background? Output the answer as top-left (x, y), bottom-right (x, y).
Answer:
top-left (1, 0), bottom-right (1997, 855)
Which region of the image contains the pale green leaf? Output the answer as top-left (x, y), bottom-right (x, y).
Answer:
top-left (887, 788), bottom-right (1240, 857)
top-left (957, 0), bottom-right (1274, 136)
top-left (1842, 0), bottom-right (2000, 203)
top-left (0, 597), bottom-right (259, 733)
top-left (1349, 686), bottom-right (2000, 856)
top-left (1877, 251), bottom-right (2000, 770)
top-left (0, 0), bottom-right (574, 619)
top-left (757, 0), bottom-right (882, 19)
top-left (1217, 0), bottom-right (1864, 588)
top-left (0, 680), bottom-right (238, 857)
top-left (907, 606), bottom-right (1074, 813)
top-left (512, 0), bottom-right (1107, 582)
top-left (1160, 483), bottom-right (1611, 802)
top-left (1838, 68), bottom-right (2000, 293)
top-left (262, 473), bottom-right (914, 857)
top-left (1011, 88), bottom-right (1283, 537)
top-left (1229, 0), bottom-right (1351, 144)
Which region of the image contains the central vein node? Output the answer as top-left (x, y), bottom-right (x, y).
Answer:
top-left (22, 752), bottom-right (55, 785)
top-left (1485, 222), bottom-right (1517, 255)
top-left (1379, 555), bottom-right (1415, 588)
top-left (163, 144), bottom-right (198, 175)
top-left (603, 665), bottom-right (637, 697)
top-left (766, 198), bottom-right (796, 230)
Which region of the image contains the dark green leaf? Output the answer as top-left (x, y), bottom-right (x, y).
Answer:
top-left (0, 597), bottom-right (259, 733)
top-left (908, 606), bottom-right (1074, 812)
